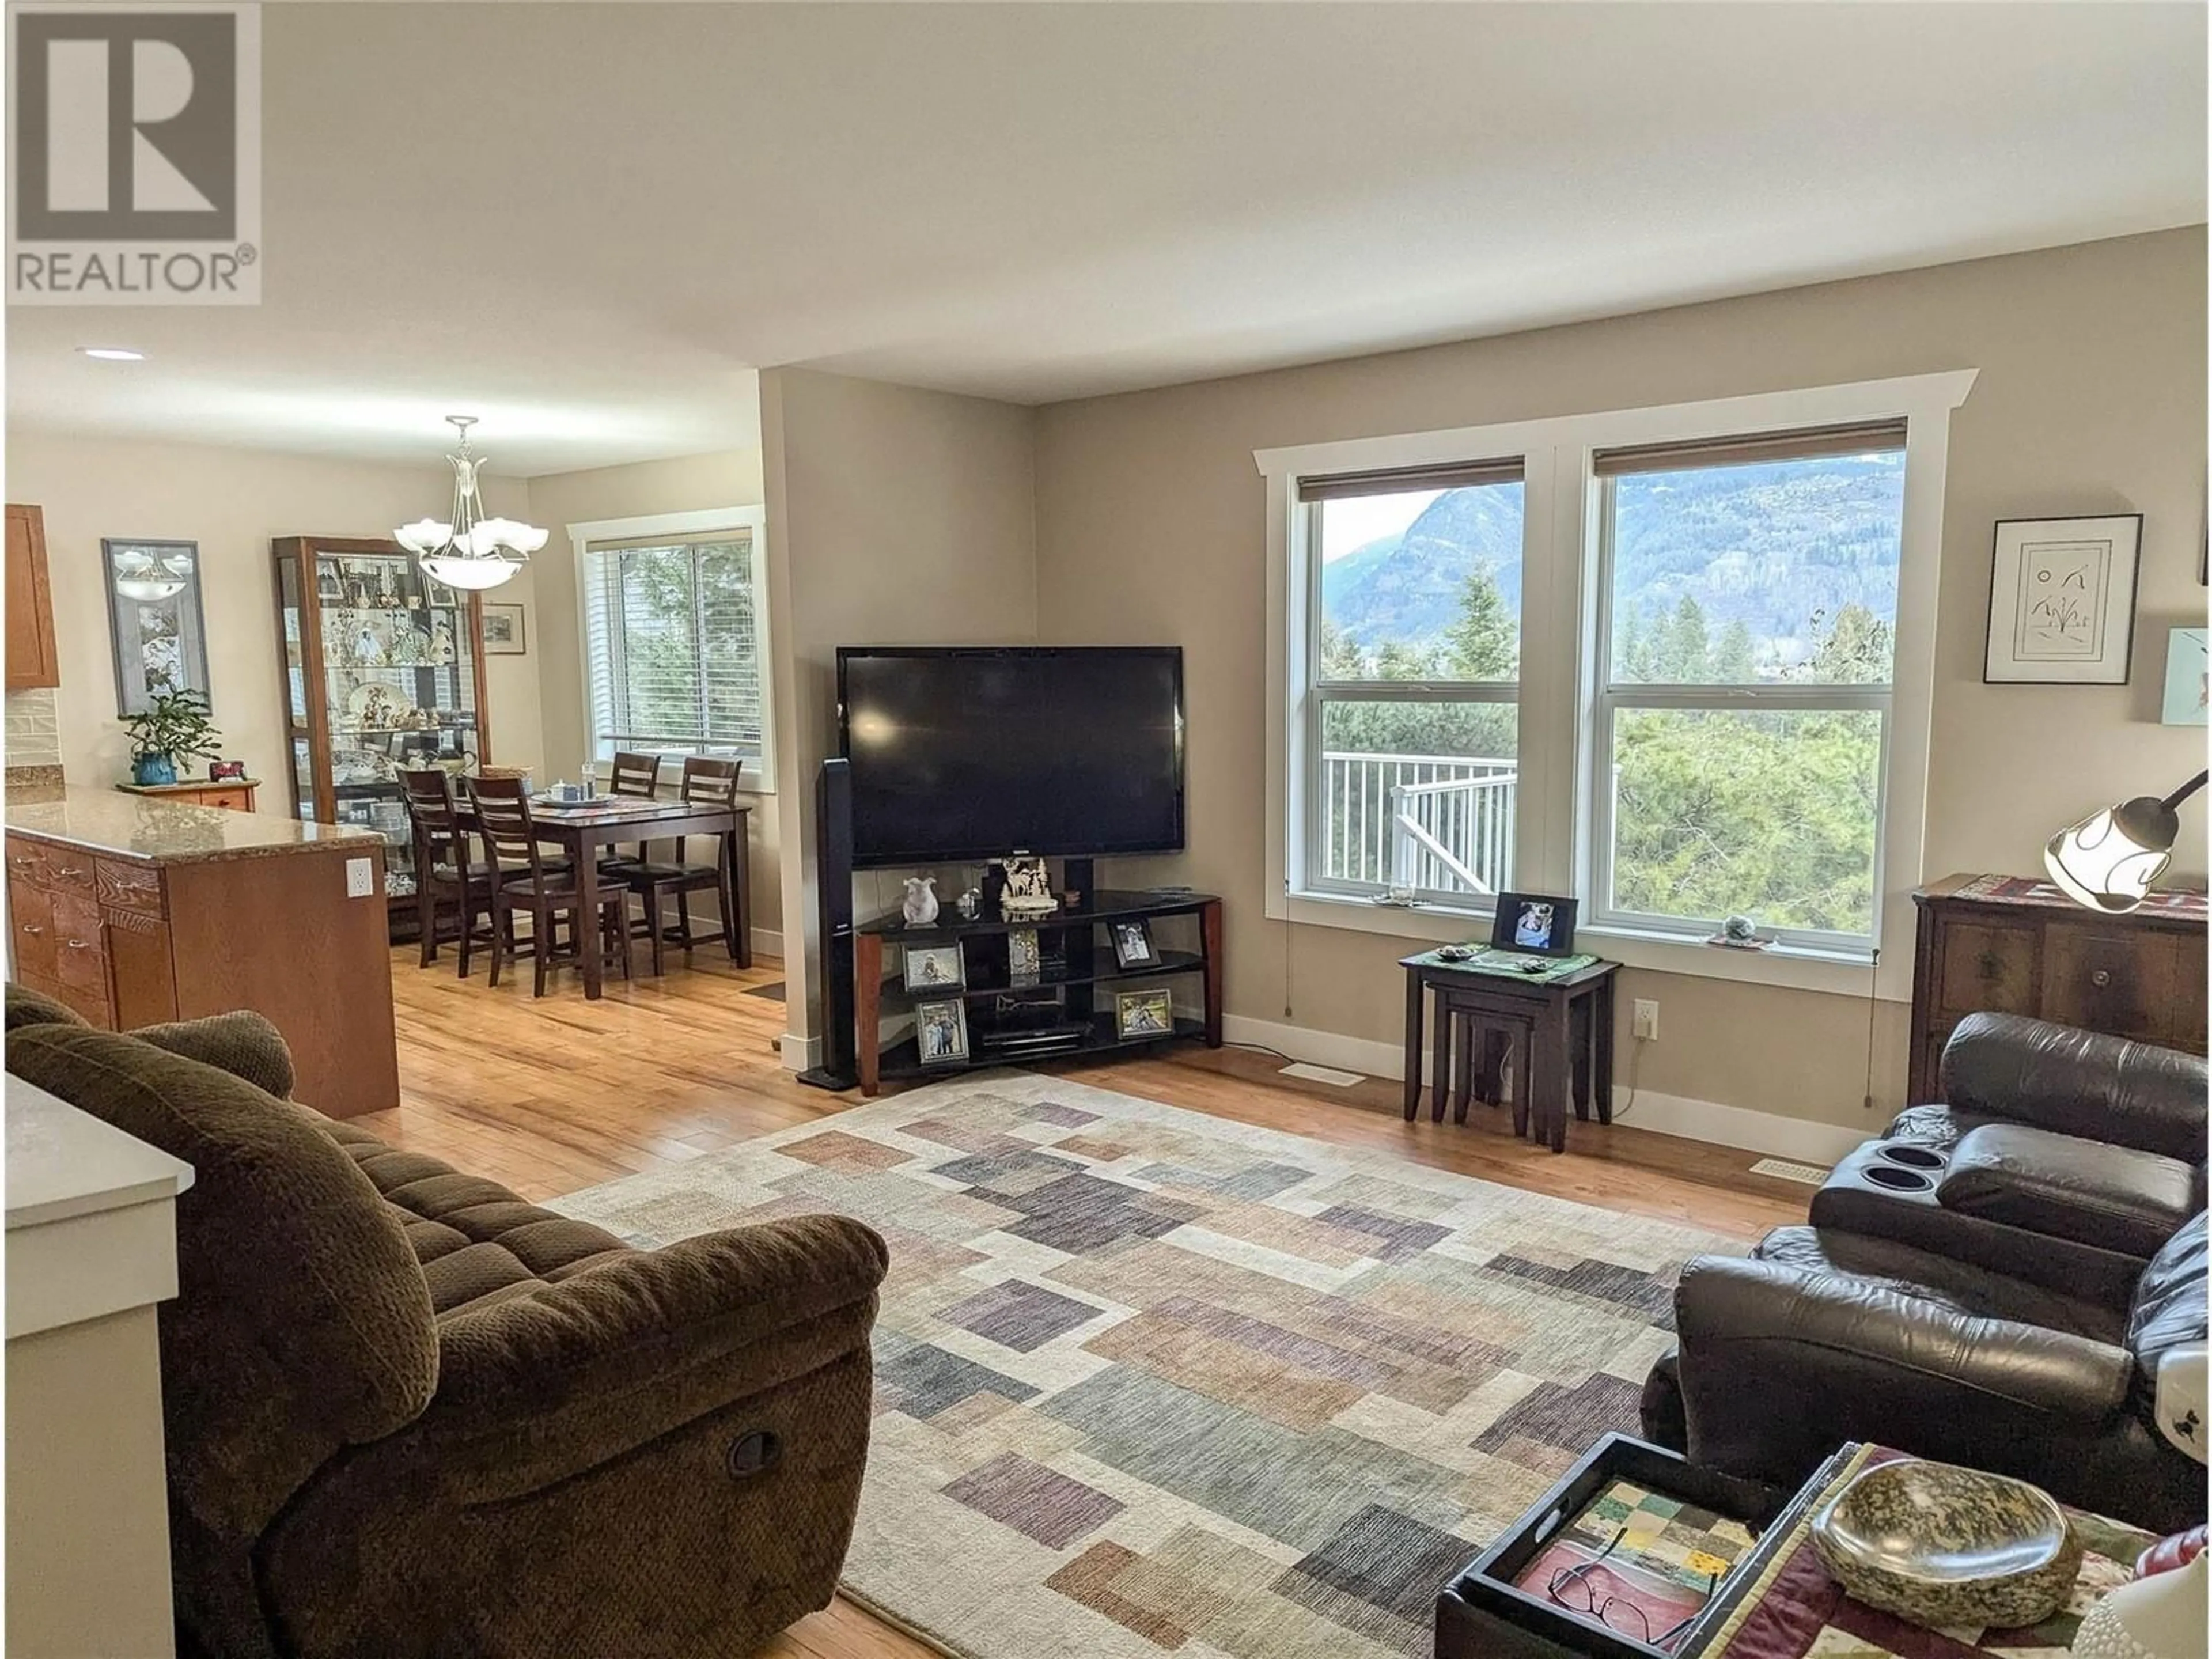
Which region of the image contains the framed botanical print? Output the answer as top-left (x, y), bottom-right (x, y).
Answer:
top-left (103, 539), bottom-right (211, 715)
top-left (1984, 515), bottom-right (2142, 684)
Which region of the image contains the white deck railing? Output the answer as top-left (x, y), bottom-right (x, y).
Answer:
top-left (1319, 752), bottom-right (1517, 897)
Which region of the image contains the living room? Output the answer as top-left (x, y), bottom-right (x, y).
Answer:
top-left (3, 5), bottom-right (2207, 1658)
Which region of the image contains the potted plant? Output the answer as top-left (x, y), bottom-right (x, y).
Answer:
top-left (122, 689), bottom-right (222, 786)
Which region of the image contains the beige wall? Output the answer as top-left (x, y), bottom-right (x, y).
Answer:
top-left (4, 432), bottom-right (543, 791)
top-left (1033, 229), bottom-right (2209, 1134)
top-left (760, 368), bottom-right (1037, 1046)
top-left (520, 446), bottom-right (784, 945)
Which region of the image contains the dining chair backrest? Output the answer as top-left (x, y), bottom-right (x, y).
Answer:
top-left (465, 773), bottom-right (547, 879)
top-left (398, 767), bottom-right (464, 876)
top-left (609, 752), bottom-right (664, 798)
top-left (679, 756), bottom-right (743, 809)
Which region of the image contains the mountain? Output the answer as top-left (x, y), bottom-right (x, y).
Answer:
top-left (1321, 458), bottom-right (1903, 664)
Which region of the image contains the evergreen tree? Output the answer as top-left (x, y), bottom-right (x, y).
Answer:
top-left (1713, 619), bottom-right (1757, 683)
top-left (1661, 596), bottom-right (1710, 681)
top-left (1444, 564), bottom-right (1517, 680)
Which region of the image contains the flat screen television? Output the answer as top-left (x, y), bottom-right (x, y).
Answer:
top-left (836, 646), bottom-right (1185, 868)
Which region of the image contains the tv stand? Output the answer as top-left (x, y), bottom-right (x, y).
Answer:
top-left (853, 889), bottom-right (1222, 1096)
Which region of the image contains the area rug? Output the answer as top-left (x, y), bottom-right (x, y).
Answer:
top-left (554, 1071), bottom-right (1740, 1659)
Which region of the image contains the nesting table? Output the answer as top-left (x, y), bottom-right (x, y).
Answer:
top-left (1400, 949), bottom-right (1619, 1152)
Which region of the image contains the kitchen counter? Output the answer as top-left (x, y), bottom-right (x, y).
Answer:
top-left (4, 785), bottom-right (378, 865)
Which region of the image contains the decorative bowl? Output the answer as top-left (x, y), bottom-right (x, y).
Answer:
top-left (1810, 1459), bottom-right (2080, 1629)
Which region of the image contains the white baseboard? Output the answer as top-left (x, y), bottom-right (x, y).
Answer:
top-left (779, 1031), bottom-right (821, 1072)
top-left (751, 926), bottom-right (783, 963)
top-left (1221, 1013), bottom-right (1864, 1164)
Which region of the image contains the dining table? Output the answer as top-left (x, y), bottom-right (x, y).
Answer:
top-left (452, 793), bottom-right (751, 1000)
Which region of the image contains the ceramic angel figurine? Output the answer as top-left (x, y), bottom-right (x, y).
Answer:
top-left (902, 875), bottom-right (940, 927)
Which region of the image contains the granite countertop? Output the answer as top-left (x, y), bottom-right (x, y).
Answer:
top-left (3, 785), bottom-right (381, 866)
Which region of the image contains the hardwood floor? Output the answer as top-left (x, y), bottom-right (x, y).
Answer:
top-left (358, 944), bottom-right (1810, 1658)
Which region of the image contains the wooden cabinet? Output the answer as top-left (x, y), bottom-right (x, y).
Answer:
top-left (4, 820), bottom-right (398, 1117)
top-left (1910, 873), bottom-right (2209, 1101)
top-left (113, 780), bottom-right (261, 812)
top-left (6, 504), bottom-right (59, 691)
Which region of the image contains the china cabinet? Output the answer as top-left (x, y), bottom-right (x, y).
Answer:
top-left (271, 535), bottom-right (491, 937)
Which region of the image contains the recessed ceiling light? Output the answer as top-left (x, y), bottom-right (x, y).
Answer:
top-left (77, 346), bottom-right (145, 361)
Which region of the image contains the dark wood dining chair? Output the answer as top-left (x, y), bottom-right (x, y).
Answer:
top-left (465, 774), bottom-right (631, 997)
top-left (610, 756), bottom-right (749, 976)
top-left (599, 750), bottom-right (664, 866)
top-left (399, 767), bottom-right (497, 978)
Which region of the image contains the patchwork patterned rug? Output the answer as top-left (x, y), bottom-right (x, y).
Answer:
top-left (554, 1071), bottom-right (1738, 1659)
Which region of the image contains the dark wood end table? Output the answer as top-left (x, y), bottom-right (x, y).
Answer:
top-left (1401, 952), bottom-right (1619, 1153)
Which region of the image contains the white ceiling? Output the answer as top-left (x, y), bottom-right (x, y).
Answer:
top-left (7, 2), bottom-right (2204, 477)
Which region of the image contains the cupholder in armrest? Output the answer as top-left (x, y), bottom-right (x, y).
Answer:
top-left (1874, 1143), bottom-right (1948, 1171)
top-left (1863, 1164), bottom-right (1936, 1193)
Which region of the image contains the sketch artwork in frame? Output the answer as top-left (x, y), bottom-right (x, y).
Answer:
top-left (103, 539), bottom-right (211, 715)
top-left (902, 942), bottom-right (965, 993)
top-left (481, 602), bottom-right (527, 655)
top-left (1984, 515), bottom-right (2142, 684)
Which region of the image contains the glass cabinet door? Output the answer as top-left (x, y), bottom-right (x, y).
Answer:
top-left (313, 550), bottom-right (484, 902)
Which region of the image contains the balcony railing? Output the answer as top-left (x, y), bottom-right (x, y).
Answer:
top-left (1320, 751), bottom-right (1516, 898)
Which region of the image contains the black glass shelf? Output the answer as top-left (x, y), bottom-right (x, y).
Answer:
top-left (886, 947), bottom-right (1202, 1004)
top-left (859, 888), bottom-right (1216, 940)
top-left (874, 1014), bottom-right (1203, 1081)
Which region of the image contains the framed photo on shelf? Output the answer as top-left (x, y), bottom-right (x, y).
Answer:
top-left (1489, 892), bottom-right (1579, 957)
top-left (481, 602), bottom-right (527, 655)
top-left (914, 998), bottom-right (969, 1066)
top-left (1109, 917), bottom-right (1159, 969)
top-left (1984, 514), bottom-right (2142, 684)
top-left (902, 941), bottom-right (965, 992)
top-left (1114, 987), bottom-right (1175, 1040)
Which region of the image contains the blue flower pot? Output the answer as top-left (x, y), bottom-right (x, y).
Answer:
top-left (131, 754), bottom-right (177, 786)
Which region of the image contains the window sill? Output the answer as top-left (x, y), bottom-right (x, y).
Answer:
top-left (1274, 888), bottom-right (1896, 998)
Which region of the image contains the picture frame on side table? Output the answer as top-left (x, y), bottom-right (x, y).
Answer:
top-left (1984, 514), bottom-right (2142, 684)
top-left (1114, 987), bottom-right (1175, 1040)
top-left (914, 998), bottom-right (970, 1066)
top-left (1490, 892), bottom-right (1579, 957)
top-left (903, 941), bottom-right (965, 992)
top-left (481, 603), bottom-right (527, 655)
top-left (1109, 917), bottom-right (1159, 969)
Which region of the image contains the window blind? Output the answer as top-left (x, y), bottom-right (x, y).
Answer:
top-left (581, 530), bottom-right (763, 761)
top-left (1592, 419), bottom-right (1907, 478)
top-left (1297, 456), bottom-right (1524, 502)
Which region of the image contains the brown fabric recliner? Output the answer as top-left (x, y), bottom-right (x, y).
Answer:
top-left (5, 983), bottom-right (888, 1659)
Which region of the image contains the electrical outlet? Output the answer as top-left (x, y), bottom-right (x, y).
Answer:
top-left (1631, 999), bottom-right (1660, 1041)
top-left (345, 857), bottom-right (375, 899)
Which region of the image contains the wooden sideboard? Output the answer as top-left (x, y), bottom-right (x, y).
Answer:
top-left (113, 779), bottom-right (261, 812)
top-left (1910, 872), bottom-right (2209, 1101)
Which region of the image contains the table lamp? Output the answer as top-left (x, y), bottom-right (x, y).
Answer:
top-left (2043, 770), bottom-right (2208, 914)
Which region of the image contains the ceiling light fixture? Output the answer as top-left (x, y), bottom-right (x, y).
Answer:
top-left (392, 415), bottom-right (546, 591)
top-left (78, 346), bottom-right (146, 361)
top-left (110, 547), bottom-right (194, 603)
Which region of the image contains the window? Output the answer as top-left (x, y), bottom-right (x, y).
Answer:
top-left (1593, 423), bottom-right (1906, 947)
top-left (579, 515), bottom-right (772, 787)
top-left (1302, 459), bottom-right (1524, 903)
top-left (1262, 370), bottom-right (1974, 991)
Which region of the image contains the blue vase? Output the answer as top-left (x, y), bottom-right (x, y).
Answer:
top-left (132, 754), bottom-right (177, 786)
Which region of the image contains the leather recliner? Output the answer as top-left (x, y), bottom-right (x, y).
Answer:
top-left (1643, 1013), bottom-right (2207, 1534)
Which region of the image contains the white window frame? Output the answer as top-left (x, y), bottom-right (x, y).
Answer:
top-left (1300, 471), bottom-right (1526, 908)
top-left (1257, 370), bottom-right (1976, 1001)
top-left (566, 506), bottom-right (776, 794)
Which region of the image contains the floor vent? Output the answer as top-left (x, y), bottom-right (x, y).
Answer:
top-left (1748, 1157), bottom-right (1831, 1186)
top-left (1279, 1062), bottom-right (1366, 1088)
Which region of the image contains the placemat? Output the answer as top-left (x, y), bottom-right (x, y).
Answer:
top-left (1406, 946), bottom-right (1603, 984)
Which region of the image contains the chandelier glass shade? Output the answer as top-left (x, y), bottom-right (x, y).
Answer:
top-left (393, 416), bottom-right (547, 590)
top-left (111, 547), bottom-right (195, 603)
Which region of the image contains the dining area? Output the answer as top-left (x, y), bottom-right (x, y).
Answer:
top-left (398, 752), bottom-right (752, 1000)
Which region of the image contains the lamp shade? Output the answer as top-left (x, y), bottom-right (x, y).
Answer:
top-left (419, 554), bottom-right (519, 591)
top-left (2044, 770), bottom-right (2208, 914)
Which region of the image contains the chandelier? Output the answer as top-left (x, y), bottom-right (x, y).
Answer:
top-left (393, 415), bottom-right (547, 590)
top-left (111, 546), bottom-right (195, 602)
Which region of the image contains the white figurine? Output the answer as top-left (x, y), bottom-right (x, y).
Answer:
top-left (999, 856), bottom-right (1058, 919)
top-left (902, 875), bottom-right (940, 927)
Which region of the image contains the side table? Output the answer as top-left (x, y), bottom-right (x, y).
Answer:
top-left (1401, 951), bottom-right (1619, 1153)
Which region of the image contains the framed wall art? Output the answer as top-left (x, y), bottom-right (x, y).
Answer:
top-left (103, 539), bottom-right (211, 715)
top-left (2162, 627), bottom-right (2207, 726)
top-left (1983, 514), bottom-right (2142, 684)
top-left (481, 602), bottom-right (527, 655)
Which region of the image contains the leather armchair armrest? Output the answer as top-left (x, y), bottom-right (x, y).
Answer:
top-left (404, 1213), bottom-right (888, 1499)
top-left (1671, 1254), bottom-right (2133, 1491)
